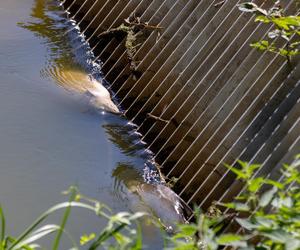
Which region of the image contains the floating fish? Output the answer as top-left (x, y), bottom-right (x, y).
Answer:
top-left (50, 68), bottom-right (120, 114)
top-left (113, 164), bottom-right (193, 232)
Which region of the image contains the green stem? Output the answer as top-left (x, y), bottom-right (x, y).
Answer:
top-left (52, 187), bottom-right (77, 250)
top-left (0, 206), bottom-right (5, 247)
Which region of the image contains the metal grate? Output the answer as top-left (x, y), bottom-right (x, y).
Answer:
top-left (61, 0), bottom-right (300, 210)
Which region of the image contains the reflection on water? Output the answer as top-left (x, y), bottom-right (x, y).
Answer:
top-left (18, 0), bottom-right (121, 114)
top-left (18, 0), bottom-right (102, 94)
top-left (103, 123), bottom-right (153, 158)
top-left (18, 0), bottom-right (80, 71)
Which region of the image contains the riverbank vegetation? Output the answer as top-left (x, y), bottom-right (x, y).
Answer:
top-left (238, 1), bottom-right (300, 66)
top-left (0, 154), bottom-right (299, 250)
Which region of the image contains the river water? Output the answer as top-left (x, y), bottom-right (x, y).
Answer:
top-left (0, 0), bottom-right (163, 248)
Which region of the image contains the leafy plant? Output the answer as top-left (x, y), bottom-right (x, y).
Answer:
top-left (218, 155), bottom-right (300, 250)
top-left (238, 1), bottom-right (300, 64)
top-left (165, 155), bottom-right (300, 250)
top-left (0, 186), bottom-right (145, 250)
top-left (0, 155), bottom-right (299, 249)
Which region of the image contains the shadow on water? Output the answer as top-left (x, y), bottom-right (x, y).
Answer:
top-left (103, 123), bottom-right (154, 158)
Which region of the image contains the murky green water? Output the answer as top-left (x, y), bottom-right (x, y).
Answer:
top-left (0, 0), bottom-right (163, 248)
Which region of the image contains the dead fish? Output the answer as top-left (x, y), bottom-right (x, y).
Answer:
top-left (132, 183), bottom-right (193, 232)
top-left (86, 81), bottom-right (120, 114)
top-left (113, 165), bottom-right (193, 232)
top-left (51, 68), bottom-right (120, 114)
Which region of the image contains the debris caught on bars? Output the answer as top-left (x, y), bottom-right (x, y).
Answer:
top-left (147, 113), bottom-right (170, 123)
top-left (97, 14), bottom-right (162, 80)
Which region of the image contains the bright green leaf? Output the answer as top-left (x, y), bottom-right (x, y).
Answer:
top-left (248, 177), bottom-right (264, 192)
top-left (217, 234), bottom-right (247, 247)
top-left (80, 233), bottom-right (96, 246)
top-left (178, 224), bottom-right (197, 237)
top-left (255, 15), bottom-right (270, 23)
top-left (225, 164), bottom-right (247, 179)
top-left (264, 179), bottom-right (284, 189)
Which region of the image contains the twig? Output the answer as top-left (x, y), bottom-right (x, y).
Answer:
top-left (147, 113), bottom-right (169, 123)
top-left (214, 0), bottom-right (225, 7)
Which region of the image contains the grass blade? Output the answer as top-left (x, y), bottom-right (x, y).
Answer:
top-left (52, 187), bottom-right (77, 250)
top-left (12, 225), bottom-right (60, 250)
top-left (89, 224), bottom-right (127, 250)
top-left (131, 223), bottom-right (142, 250)
top-left (0, 206), bottom-right (5, 244)
top-left (8, 202), bottom-right (96, 250)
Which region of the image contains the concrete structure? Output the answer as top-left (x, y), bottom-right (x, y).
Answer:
top-left (61, 0), bottom-right (300, 210)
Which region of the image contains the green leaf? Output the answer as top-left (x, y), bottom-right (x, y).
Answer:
top-left (7, 201), bottom-right (96, 250)
top-left (259, 187), bottom-right (277, 207)
top-left (261, 40), bottom-right (269, 47)
top-left (0, 206), bottom-right (5, 245)
top-left (264, 179), bottom-right (284, 189)
top-left (251, 41), bottom-right (268, 51)
top-left (254, 216), bottom-right (274, 228)
top-left (255, 15), bottom-right (270, 23)
top-left (236, 218), bottom-right (258, 230)
top-left (131, 223), bottom-right (143, 250)
top-left (129, 212), bottom-right (146, 221)
top-left (247, 163), bottom-right (261, 174)
top-left (217, 234), bottom-right (247, 247)
top-left (11, 225), bottom-right (60, 250)
top-left (279, 48), bottom-right (289, 56)
top-left (235, 202), bottom-right (250, 211)
top-left (290, 41), bottom-right (300, 48)
top-left (225, 164), bottom-right (247, 179)
top-left (285, 238), bottom-right (300, 250)
top-left (288, 49), bottom-right (300, 56)
top-left (219, 202), bottom-right (250, 211)
top-left (177, 224), bottom-right (197, 237)
top-left (53, 186), bottom-right (77, 250)
top-left (248, 177), bottom-right (264, 192)
top-left (110, 212), bottom-right (131, 225)
top-left (173, 242), bottom-right (198, 250)
top-left (280, 16), bottom-right (300, 27)
top-left (282, 197), bottom-right (293, 208)
top-left (272, 196), bottom-right (293, 208)
top-left (261, 229), bottom-right (293, 244)
top-left (80, 233), bottom-right (96, 246)
top-left (271, 16), bottom-right (300, 31)
top-left (113, 232), bottom-right (131, 246)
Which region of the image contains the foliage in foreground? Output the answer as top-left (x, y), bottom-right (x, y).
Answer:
top-left (238, 1), bottom-right (300, 64)
top-left (169, 154), bottom-right (300, 250)
top-left (0, 189), bottom-right (145, 250)
top-left (0, 155), bottom-right (299, 250)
